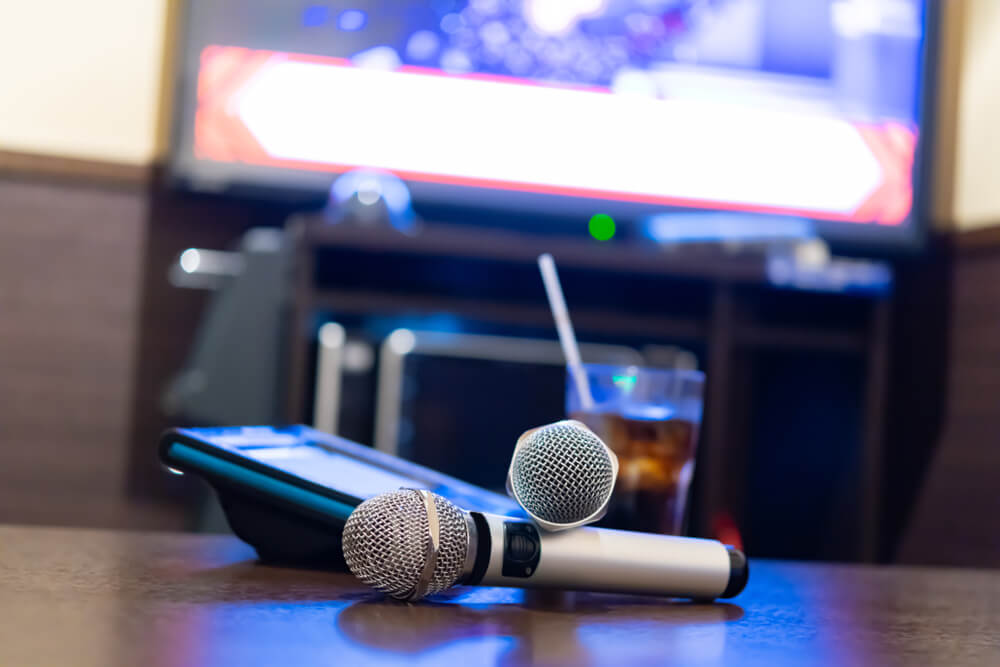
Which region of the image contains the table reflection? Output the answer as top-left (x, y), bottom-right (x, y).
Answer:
top-left (337, 587), bottom-right (742, 665)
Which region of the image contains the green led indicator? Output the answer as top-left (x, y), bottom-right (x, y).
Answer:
top-left (589, 213), bottom-right (616, 241)
top-left (612, 374), bottom-right (637, 393)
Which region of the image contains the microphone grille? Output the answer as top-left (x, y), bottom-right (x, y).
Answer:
top-left (342, 489), bottom-right (469, 600)
top-left (510, 421), bottom-right (616, 526)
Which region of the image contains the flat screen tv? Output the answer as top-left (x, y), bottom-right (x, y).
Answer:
top-left (169, 0), bottom-right (937, 250)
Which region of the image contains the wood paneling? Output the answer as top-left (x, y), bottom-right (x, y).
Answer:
top-left (882, 240), bottom-right (953, 561)
top-left (0, 160), bottom-right (286, 527)
top-left (898, 237), bottom-right (1000, 566)
top-left (0, 176), bottom-right (176, 527)
top-left (0, 150), bottom-right (152, 186)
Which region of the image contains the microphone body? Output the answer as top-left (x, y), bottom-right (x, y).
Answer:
top-left (472, 512), bottom-right (744, 600)
top-left (341, 490), bottom-right (747, 601)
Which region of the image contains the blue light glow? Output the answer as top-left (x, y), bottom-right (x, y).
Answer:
top-left (766, 255), bottom-right (893, 294)
top-left (339, 9), bottom-right (367, 31)
top-left (329, 169), bottom-right (415, 233)
top-left (325, 169), bottom-right (417, 234)
top-left (644, 213), bottom-right (815, 245)
top-left (301, 5), bottom-right (329, 28)
top-left (612, 374), bottom-right (637, 393)
top-left (363, 313), bottom-right (465, 340)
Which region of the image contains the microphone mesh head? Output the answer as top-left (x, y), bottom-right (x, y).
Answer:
top-left (342, 489), bottom-right (469, 600)
top-left (510, 421), bottom-right (616, 526)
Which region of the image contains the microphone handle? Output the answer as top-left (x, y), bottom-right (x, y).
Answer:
top-left (468, 513), bottom-right (747, 600)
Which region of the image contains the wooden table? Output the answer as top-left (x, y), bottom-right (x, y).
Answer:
top-left (1, 525), bottom-right (997, 666)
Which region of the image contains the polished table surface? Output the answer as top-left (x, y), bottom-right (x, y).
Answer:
top-left (1, 525), bottom-right (998, 666)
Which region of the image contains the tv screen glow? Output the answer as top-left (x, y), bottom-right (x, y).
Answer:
top-left (171, 0), bottom-right (933, 247)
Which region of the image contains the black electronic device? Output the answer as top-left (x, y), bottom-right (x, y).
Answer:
top-left (372, 330), bottom-right (645, 491)
top-left (163, 228), bottom-right (290, 426)
top-left (159, 425), bottom-right (522, 568)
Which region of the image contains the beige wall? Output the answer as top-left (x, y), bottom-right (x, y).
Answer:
top-left (949, 0), bottom-right (1000, 230)
top-left (0, 0), bottom-right (170, 165)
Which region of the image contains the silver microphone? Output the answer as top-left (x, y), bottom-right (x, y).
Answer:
top-left (506, 420), bottom-right (618, 531)
top-left (342, 489), bottom-right (748, 602)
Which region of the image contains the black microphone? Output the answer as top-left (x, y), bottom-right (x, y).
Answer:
top-left (342, 489), bottom-right (748, 601)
